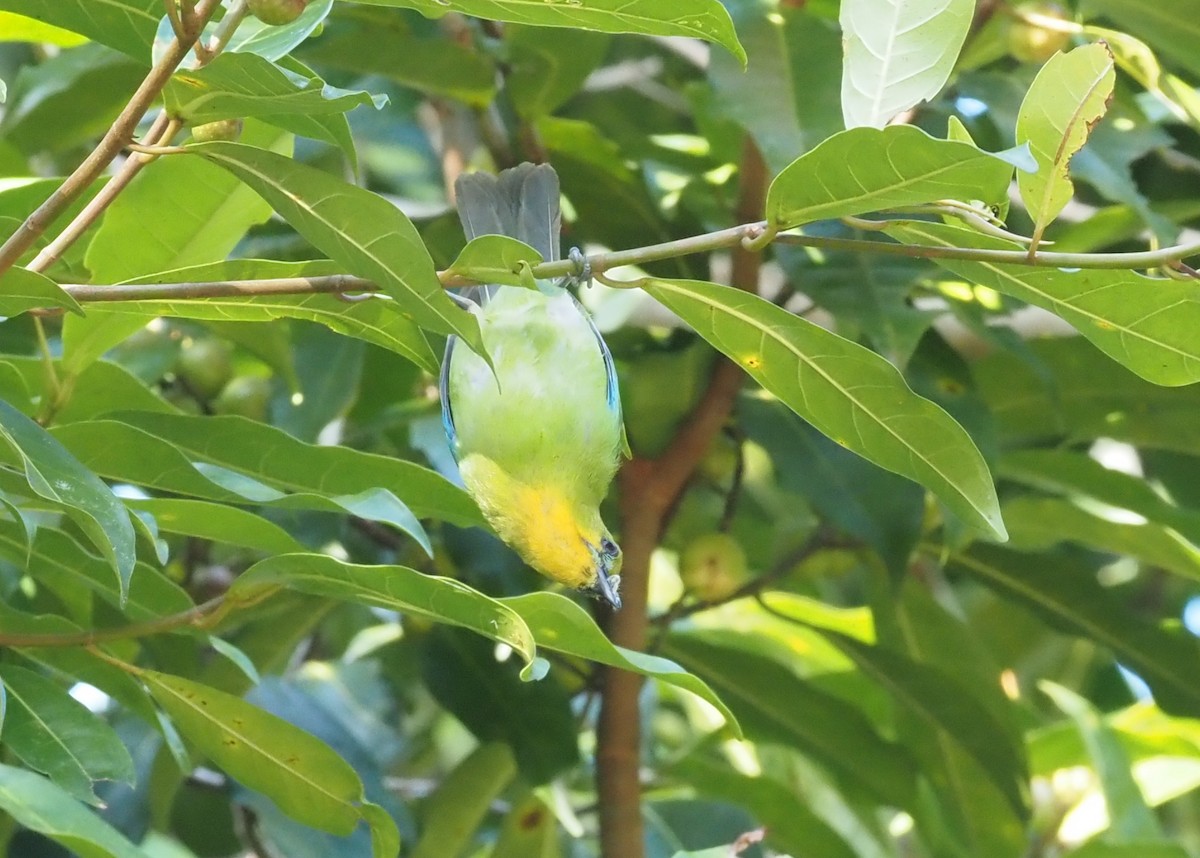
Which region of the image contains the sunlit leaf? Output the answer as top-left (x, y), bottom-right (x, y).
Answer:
top-left (840, 0), bottom-right (973, 129)
top-left (887, 221), bottom-right (1200, 387)
top-left (0, 764), bottom-right (151, 858)
top-left (348, 0), bottom-right (745, 62)
top-left (1016, 42), bottom-right (1116, 242)
top-left (642, 278), bottom-right (1005, 538)
top-left (228, 554), bottom-right (539, 676)
top-left (0, 0), bottom-right (158, 60)
top-left (0, 664), bottom-right (134, 804)
top-left (142, 670), bottom-right (398, 854)
top-left (0, 398), bottom-right (135, 600)
top-left (947, 544), bottom-right (1200, 716)
top-left (765, 126), bottom-right (1012, 230)
top-left (503, 591), bottom-right (741, 733)
top-left (189, 142), bottom-right (484, 351)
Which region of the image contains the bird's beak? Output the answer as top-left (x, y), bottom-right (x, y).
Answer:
top-left (594, 568), bottom-right (622, 610)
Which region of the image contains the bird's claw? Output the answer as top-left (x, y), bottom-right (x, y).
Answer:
top-left (568, 247), bottom-right (592, 288)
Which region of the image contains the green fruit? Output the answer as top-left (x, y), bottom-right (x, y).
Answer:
top-left (246, 0), bottom-right (307, 26)
top-left (176, 339), bottom-right (233, 400)
top-left (213, 376), bottom-right (272, 421)
top-left (1008, 3), bottom-right (1071, 64)
top-left (680, 532), bottom-right (750, 602)
top-left (191, 118), bottom-right (243, 143)
top-left (699, 435), bottom-right (739, 485)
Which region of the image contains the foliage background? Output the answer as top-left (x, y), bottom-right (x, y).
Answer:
top-left (1, 1), bottom-right (1200, 857)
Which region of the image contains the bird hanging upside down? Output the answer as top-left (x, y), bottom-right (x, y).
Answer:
top-left (440, 163), bottom-right (626, 609)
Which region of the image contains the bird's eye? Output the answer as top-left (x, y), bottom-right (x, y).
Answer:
top-left (600, 538), bottom-right (620, 558)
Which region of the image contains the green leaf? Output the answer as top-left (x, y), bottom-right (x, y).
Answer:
top-left (71, 122), bottom-right (292, 376)
top-left (741, 394), bottom-right (923, 578)
top-left (878, 580), bottom-right (1027, 858)
top-left (886, 221), bottom-right (1200, 387)
top-left (113, 259), bottom-right (438, 373)
top-left (0, 265), bottom-right (82, 317)
top-left (189, 141), bottom-right (484, 351)
top-left (1041, 681), bottom-right (1162, 842)
top-left (710, 3), bottom-right (843, 174)
top-left (1, 357), bottom-right (172, 423)
top-left (763, 594), bottom-right (1028, 815)
top-left (0, 664), bottom-right (135, 804)
top-left (0, 0), bottom-right (159, 60)
top-left (141, 670), bottom-right (398, 852)
top-left (670, 755), bottom-right (857, 858)
top-left (947, 544), bottom-right (1200, 716)
top-left (506, 25), bottom-right (610, 118)
top-left (126, 498), bottom-right (304, 554)
top-left (228, 553), bottom-right (539, 676)
top-left (349, 0), bottom-right (745, 63)
top-left (1083, 0), bottom-right (1200, 80)
top-left (223, 0), bottom-right (333, 62)
top-left (0, 397), bottom-right (136, 600)
top-left (664, 631), bottom-right (916, 808)
top-left (112, 410), bottom-right (470, 523)
top-left (420, 627), bottom-right (577, 783)
top-left (642, 278), bottom-right (1005, 538)
top-left (47, 421), bottom-right (435, 545)
top-left (765, 125), bottom-right (1013, 230)
top-left (973, 338), bottom-right (1200, 451)
top-left (409, 742), bottom-right (516, 858)
top-left (84, 121), bottom-right (290, 286)
top-left (501, 591), bottom-right (741, 734)
top-left (0, 11), bottom-right (88, 46)
top-left (164, 51), bottom-right (386, 124)
top-left (1066, 844), bottom-right (1190, 858)
top-left (490, 793), bottom-right (558, 858)
top-left (300, 19), bottom-right (495, 105)
top-left (56, 411), bottom-right (479, 525)
top-left (840, 0), bottom-right (973, 129)
top-left (0, 520), bottom-right (193, 622)
top-left (446, 235), bottom-right (543, 287)
top-left (1002, 495), bottom-right (1200, 582)
top-left (0, 763), bottom-right (151, 858)
top-left (1015, 42), bottom-right (1116, 242)
top-left (999, 449), bottom-right (1200, 548)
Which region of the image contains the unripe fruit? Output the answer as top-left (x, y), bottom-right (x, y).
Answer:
top-left (1008, 3), bottom-right (1071, 64)
top-left (680, 532), bottom-right (750, 602)
top-left (191, 118), bottom-right (243, 143)
top-left (247, 0), bottom-right (307, 26)
top-left (213, 376), bottom-right (272, 421)
top-left (176, 339), bottom-right (233, 401)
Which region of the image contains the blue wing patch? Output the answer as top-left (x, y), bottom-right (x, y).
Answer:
top-left (577, 297), bottom-right (621, 414)
top-left (439, 335), bottom-right (460, 461)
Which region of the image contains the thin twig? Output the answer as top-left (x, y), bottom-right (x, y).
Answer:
top-left (0, 0), bottom-right (223, 278)
top-left (28, 115), bottom-right (180, 273)
top-left (39, 216), bottom-right (1200, 312)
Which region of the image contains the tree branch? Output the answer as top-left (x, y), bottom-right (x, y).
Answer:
top-left (39, 217), bottom-right (1200, 311)
top-left (0, 0), bottom-right (223, 278)
top-left (595, 139), bottom-right (768, 858)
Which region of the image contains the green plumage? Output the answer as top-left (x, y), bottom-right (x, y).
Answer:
top-left (441, 164), bottom-right (625, 607)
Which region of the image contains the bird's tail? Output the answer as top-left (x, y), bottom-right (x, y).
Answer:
top-left (455, 164), bottom-right (562, 297)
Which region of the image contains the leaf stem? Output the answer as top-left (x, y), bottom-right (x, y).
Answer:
top-left (0, 596), bottom-right (229, 648)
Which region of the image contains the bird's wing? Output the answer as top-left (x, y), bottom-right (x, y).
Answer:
top-left (439, 333), bottom-right (460, 460)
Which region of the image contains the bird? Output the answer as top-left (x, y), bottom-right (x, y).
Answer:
top-left (440, 163), bottom-right (626, 609)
